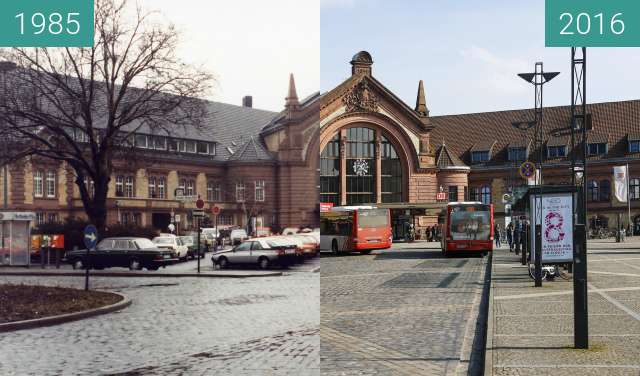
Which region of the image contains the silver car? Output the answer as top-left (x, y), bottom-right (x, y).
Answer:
top-left (211, 238), bottom-right (297, 270)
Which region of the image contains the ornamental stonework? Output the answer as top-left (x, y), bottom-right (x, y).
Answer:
top-left (343, 80), bottom-right (379, 113)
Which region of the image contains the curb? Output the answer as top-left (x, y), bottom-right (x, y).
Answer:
top-left (483, 253), bottom-right (496, 376)
top-left (0, 270), bottom-right (283, 279)
top-left (0, 292), bottom-right (131, 333)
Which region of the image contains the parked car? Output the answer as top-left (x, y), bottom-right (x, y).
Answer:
top-left (281, 227), bottom-right (300, 236)
top-left (152, 235), bottom-right (189, 261)
top-left (211, 238), bottom-right (298, 270)
top-left (229, 229), bottom-right (249, 245)
top-left (65, 237), bottom-right (176, 271)
top-left (253, 227), bottom-right (272, 237)
top-left (201, 228), bottom-right (220, 248)
top-left (179, 235), bottom-right (204, 259)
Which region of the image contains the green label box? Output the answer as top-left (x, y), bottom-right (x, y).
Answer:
top-left (0, 0), bottom-right (94, 47)
top-left (546, 0), bottom-right (640, 47)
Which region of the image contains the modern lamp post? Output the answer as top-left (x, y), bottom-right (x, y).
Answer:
top-left (518, 62), bottom-right (559, 288)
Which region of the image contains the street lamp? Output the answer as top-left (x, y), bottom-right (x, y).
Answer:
top-left (518, 62), bottom-right (559, 288)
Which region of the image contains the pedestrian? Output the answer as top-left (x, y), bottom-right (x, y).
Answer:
top-left (431, 226), bottom-right (437, 242)
top-left (494, 223), bottom-right (501, 248)
top-left (513, 220), bottom-right (521, 254)
top-left (506, 222), bottom-right (514, 252)
top-left (426, 226), bottom-right (432, 242)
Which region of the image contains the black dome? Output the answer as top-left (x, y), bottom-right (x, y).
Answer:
top-left (351, 51), bottom-right (373, 65)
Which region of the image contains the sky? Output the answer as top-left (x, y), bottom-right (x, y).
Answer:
top-left (138, 0), bottom-right (320, 112)
top-left (321, 0), bottom-right (640, 116)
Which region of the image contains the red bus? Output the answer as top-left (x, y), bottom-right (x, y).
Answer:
top-left (441, 202), bottom-right (494, 256)
top-left (320, 206), bottom-right (392, 255)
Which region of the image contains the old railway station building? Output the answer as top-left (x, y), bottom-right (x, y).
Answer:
top-left (1, 74), bottom-right (320, 232)
top-left (320, 51), bottom-right (640, 239)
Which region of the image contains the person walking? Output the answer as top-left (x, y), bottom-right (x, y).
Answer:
top-left (506, 222), bottom-right (514, 252)
top-left (494, 223), bottom-right (501, 248)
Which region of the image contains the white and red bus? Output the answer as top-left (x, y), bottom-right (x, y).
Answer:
top-left (441, 202), bottom-right (494, 256)
top-left (320, 206), bottom-right (392, 255)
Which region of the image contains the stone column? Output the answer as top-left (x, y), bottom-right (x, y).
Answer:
top-left (340, 129), bottom-right (347, 206)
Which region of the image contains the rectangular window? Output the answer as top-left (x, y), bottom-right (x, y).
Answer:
top-left (471, 151), bottom-right (490, 163)
top-left (255, 181), bottom-right (265, 202)
top-left (36, 212), bottom-right (45, 225)
top-left (185, 141), bottom-right (196, 153)
top-left (157, 177), bottom-right (165, 199)
top-left (178, 140), bottom-right (186, 153)
top-left (45, 171), bottom-right (56, 198)
top-left (154, 137), bottom-right (167, 150)
top-left (547, 145), bottom-right (567, 158)
top-left (448, 186), bottom-right (458, 202)
top-left (630, 140), bottom-right (640, 153)
top-left (197, 141), bottom-right (208, 154)
top-left (34, 171), bottom-right (43, 198)
top-left (168, 139), bottom-right (178, 151)
top-left (209, 143), bottom-right (216, 155)
top-left (207, 181), bottom-right (220, 202)
top-left (236, 183), bottom-right (245, 202)
top-left (588, 143), bottom-right (607, 155)
top-left (125, 176), bottom-right (134, 198)
top-left (135, 134), bottom-right (148, 148)
top-left (148, 177), bottom-right (156, 198)
top-left (83, 176), bottom-right (95, 198)
top-left (218, 213), bottom-right (234, 226)
top-left (508, 147), bottom-right (526, 162)
top-left (115, 176), bottom-right (124, 197)
top-left (47, 213), bottom-right (59, 223)
top-left (186, 180), bottom-right (195, 196)
top-left (178, 179), bottom-right (186, 197)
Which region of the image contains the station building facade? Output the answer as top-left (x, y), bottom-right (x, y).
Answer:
top-left (0, 74), bottom-right (320, 233)
top-left (320, 51), bottom-right (640, 239)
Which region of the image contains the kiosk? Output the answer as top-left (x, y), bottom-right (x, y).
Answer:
top-left (0, 212), bottom-right (36, 266)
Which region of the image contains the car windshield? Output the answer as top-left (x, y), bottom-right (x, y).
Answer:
top-left (180, 237), bottom-right (194, 245)
top-left (153, 237), bottom-right (174, 244)
top-left (135, 239), bottom-right (156, 249)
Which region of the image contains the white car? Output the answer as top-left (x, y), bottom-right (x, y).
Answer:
top-left (230, 229), bottom-right (249, 245)
top-left (152, 235), bottom-right (189, 261)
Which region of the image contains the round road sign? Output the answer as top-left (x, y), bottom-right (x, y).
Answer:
top-left (211, 205), bottom-right (220, 215)
top-left (519, 161), bottom-right (536, 180)
top-left (196, 198), bottom-right (205, 209)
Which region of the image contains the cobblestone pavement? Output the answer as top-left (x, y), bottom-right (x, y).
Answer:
top-left (0, 257), bottom-right (320, 376)
top-left (321, 242), bottom-right (489, 376)
top-left (488, 240), bottom-right (640, 376)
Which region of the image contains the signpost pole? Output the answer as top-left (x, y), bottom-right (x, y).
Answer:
top-left (85, 247), bottom-right (90, 291)
top-left (197, 216), bottom-right (201, 274)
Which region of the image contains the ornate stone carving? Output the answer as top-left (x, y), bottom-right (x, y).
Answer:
top-left (343, 80), bottom-right (379, 113)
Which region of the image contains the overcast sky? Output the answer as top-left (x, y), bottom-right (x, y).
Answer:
top-left (139, 0), bottom-right (320, 112)
top-left (321, 0), bottom-right (640, 116)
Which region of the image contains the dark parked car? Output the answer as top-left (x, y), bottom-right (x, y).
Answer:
top-left (66, 237), bottom-right (177, 271)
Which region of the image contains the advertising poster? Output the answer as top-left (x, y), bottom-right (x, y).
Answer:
top-left (530, 193), bottom-right (574, 263)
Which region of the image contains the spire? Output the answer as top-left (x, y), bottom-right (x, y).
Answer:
top-left (285, 73), bottom-right (300, 109)
top-left (415, 80), bottom-right (429, 116)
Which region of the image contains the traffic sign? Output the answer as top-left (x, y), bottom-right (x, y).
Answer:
top-left (211, 205), bottom-right (220, 215)
top-left (436, 192), bottom-right (447, 201)
top-left (520, 161), bottom-right (536, 180)
top-left (83, 225), bottom-right (98, 250)
top-left (192, 209), bottom-right (206, 217)
top-left (196, 197), bottom-right (205, 209)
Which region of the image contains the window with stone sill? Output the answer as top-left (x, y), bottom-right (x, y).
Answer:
top-left (34, 171), bottom-right (43, 198)
top-left (236, 183), bottom-right (245, 202)
top-left (255, 181), bottom-right (265, 202)
top-left (45, 171), bottom-right (56, 198)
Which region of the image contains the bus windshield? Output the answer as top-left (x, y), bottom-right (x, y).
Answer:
top-left (357, 209), bottom-right (389, 228)
top-left (450, 206), bottom-right (491, 240)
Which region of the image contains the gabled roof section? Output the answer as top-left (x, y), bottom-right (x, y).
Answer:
top-left (629, 133), bottom-right (640, 141)
top-left (436, 143), bottom-right (467, 169)
top-left (508, 139), bottom-right (531, 149)
top-left (547, 136), bottom-right (569, 147)
top-left (470, 140), bottom-right (497, 153)
top-left (587, 133), bottom-right (609, 143)
top-left (227, 136), bottom-right (274, 162)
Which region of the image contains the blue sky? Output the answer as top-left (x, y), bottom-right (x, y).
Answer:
top-left (321, 0), bottom-right (640, 115)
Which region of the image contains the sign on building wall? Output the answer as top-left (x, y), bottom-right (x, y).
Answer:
top-left (530, 193), bottom-right (574, 263)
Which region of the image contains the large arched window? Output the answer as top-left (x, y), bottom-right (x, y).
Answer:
top-left (480, 185), bottom-right (491, 204)
top-left (320, 134), bottom-right (341, 205)
top-left (320, 127), bottom-right (405, 206)
top-left (381, 135), bottom-right (403, 203)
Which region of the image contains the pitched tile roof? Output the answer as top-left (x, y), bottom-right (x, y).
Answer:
top-left (227, 136), bottom-right (274, 162)
top-left (436, 143), bottom-right (467, 169)
top-left (429, 99), bottom-right (640, 166)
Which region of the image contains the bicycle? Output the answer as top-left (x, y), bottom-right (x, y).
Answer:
top-left (528, 262), bottom-right (560, 281)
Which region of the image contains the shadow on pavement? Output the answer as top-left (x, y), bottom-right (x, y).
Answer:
top-left (374, 250), bottom-right (484, 260)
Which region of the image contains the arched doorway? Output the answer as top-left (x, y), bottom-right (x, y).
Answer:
top-left (320, 126), bottom-right (405, 206)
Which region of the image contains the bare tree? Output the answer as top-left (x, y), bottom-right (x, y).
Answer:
top-left (0, 0), bottom-right (213, 232)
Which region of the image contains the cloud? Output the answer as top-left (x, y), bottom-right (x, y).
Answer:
top-left (459, 46), bottom-right (531, 95)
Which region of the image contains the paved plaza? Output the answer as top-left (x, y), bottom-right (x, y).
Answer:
top-left (0, 259), bottom-right (320, 376)
top-left (320, 242), bottom-right (489, 376)
top-left (487, 239), bottom-right (640, 376)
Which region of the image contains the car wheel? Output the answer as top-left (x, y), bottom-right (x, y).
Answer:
top-left (72, 259), bottom-right (84, 270)
top-left (218, 256), bottom-right (228, 269)
top-left (361, 250), bottom-right (372, 255)
top-left (258, 257), bottom-right (270, 270)
top-left (331, 240), bottom-right (339, 256)
top-left (129, 258), bottom-right (142, 271)
top-left (147, 265), bottom-right (160, 271)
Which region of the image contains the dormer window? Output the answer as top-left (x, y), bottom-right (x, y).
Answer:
top-left (508, 147), bottom-right (527, 162)
top-left (629, 134), bottom-right (640, 153)
top-left (471, 151), bottom-right (490, 163)
top-left (547, 145), bottom-right (567, 158)
top-left (588, 143), bottom-right (607, 156)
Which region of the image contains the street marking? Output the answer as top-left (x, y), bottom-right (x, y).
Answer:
top-left (589, 282), bottom-right (640, 322)
top-left (590, 271), bottom-right (640, 278)
top-left (495, 285), bottom-right (640, 300)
